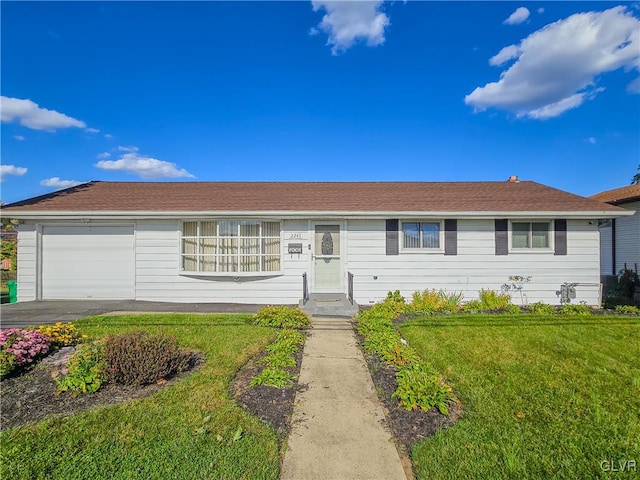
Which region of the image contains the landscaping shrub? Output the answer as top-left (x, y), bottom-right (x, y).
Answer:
top-left (461, 289), bottom-right (513, 313)
top-left (604, 268), bottom-right (640, 308)
top-left (103, 331), bottom-right (192, 386)
top-left (502, 303), bottom-right (522, 314)
top-left (0, 328), bottom-right (50, 377)
top-left (527, 302), bottom-right (556, 315)
top-left (252, 328), bottom-right (305, 388)
top-left (392, 361), bottom-right (453, 415)
top-left (250, 367), bottom-right (293, 388)
top-left (36, 322), bottom-right (86, 348)
top-left (356, 316), bottom-right (395, 337)
top-left (478, 289), bottom-right (512, 311)
top-left (560, 303), bottom-right (592, 316)
top-left (253, 306), bottom-right (310, 329)
top-left (409, 289), bottom-right (463, 315)
top-left (614, 305), bottom-right (640, 315)
top-left (56, 342), bottom-right (107, 394)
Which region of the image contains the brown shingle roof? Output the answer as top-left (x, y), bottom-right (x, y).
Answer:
top-left (590, 184), bottom-right (640, 205)
top-left (1, 180), bottom-right (625, 214)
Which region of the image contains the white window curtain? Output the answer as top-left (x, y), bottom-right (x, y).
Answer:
top-left (402, 222), bottom-right (440, 249)
top-left (181, 220), bottom-right (281, 273)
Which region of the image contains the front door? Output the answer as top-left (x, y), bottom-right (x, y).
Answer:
top-left (312, 224), bottom-right (342, 292)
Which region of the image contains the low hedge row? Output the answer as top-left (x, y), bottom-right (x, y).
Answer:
top-left (357, 294), bottom-right (454, 415)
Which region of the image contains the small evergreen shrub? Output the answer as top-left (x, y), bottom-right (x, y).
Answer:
top-left (56, 342), bottom-right (107, 394)
top-left (36, 322), bottom-right (87, 348)
top-left (392, 361), bottom-right (453, 414)
top-left (103, 331), bottom-right (192, 386)
top-left (253, 306), bottom-right (310, 329)
top-left (0, 328), bottom-right (50, 377)
top-left (614, 305), bottom-right (640, 315)
top-left (560, 303), bottom-right (592, 316)
top-left (527, 302), bottom-right (556, 315)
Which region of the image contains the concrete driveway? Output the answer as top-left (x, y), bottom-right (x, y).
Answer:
top-left (1, 300), bottom-right (269, 329)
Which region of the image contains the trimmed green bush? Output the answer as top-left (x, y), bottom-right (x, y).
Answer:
top-left (560, 303), bottom-right (592, 316)
top-left (527, 302), bottom-right (556, 315)
top-left (253, 306), bottom-right (310, 329)
top-left (478, 289), bottom-right (512, 311)
top-left (251, 328), bottom-right (305, 389)
top-left (392, 361), bottom-right (453, 414)
top-left (56, 342), bottom-right (107, 394)
top-left (614, 305), bottom-right (640, 315)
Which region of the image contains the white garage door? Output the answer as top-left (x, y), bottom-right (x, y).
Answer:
top-left (42, 225), bottom-right (135, 299)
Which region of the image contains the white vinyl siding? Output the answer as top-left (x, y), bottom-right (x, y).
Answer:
top-left (347, 218), bottom-right (601, 306)
top-left (613, 200), bottom-right (640, 273)
top-left (15, 224), bottom-right (37, 302)
top-left (135, 219), bottom-right (306, 304)
top-left (181, 220), bottom-right (281, 274)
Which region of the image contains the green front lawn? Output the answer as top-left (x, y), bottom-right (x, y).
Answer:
top-left (1, 314), bottom-right (280, 480)
top-left (401, 314), bottom-right (640, 480)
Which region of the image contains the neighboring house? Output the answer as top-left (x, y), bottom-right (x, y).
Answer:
top-left (590, 184), bottom-right (640, 279)
top-left (0, 179), bottom-right (631, 306)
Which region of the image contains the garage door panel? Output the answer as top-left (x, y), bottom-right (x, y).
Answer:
top-left (42, 226), bottom-right (135, 300)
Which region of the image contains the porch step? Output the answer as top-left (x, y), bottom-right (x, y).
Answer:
top-left (299, 293), bottom-right (359, 318)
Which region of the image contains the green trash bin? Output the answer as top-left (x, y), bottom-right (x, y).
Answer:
top-left (7, 281), bottom-right (17, 303)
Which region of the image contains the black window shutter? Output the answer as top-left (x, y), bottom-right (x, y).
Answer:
top-left (386, 219), bottom-right (399, 255)
top-left (444, 219), bottom-right (457, 256)
top-left (554, 219), bottom-right (567, 255)
top-left (495, 219), bottom-right (508, 255)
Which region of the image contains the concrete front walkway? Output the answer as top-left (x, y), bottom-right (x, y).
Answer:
top-left (281, 316), bottom-right (407, 480)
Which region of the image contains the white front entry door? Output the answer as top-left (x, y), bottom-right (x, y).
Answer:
top-left (312, 224), bottom-right (342, 292)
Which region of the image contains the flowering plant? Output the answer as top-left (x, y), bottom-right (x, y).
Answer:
top-left (0, 328), bottom-right (51, 376)
top-left (36, 322), bottom-right (87, 348)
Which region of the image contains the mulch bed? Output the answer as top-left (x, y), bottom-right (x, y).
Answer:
top-left (1, 347), bottom-right (202, 431)
top-left (353, 326), bottom-right (463, 454)
top-left (3, 327), bottom-right (460, 460)
top-left (229, 347), bottom-right (305, 438)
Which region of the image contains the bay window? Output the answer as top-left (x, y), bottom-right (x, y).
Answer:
top-left (182, 220), bottom-right (281, 273)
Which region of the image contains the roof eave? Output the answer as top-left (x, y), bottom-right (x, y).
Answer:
top-left (1, 209), bottom-right (634, 220)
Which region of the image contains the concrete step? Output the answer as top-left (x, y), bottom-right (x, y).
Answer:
top-left (299, 293), bottom-right (359, 318)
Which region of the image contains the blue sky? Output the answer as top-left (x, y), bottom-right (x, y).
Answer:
top-left (1, 1), bottom-right (639, 204)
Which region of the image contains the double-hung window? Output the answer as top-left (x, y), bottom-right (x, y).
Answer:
top-left (402, 221), bottom-right (441, 249)
top-left (512, 222), bottom-right (550, 249)
top-left (182, 220), bottom-right (281, 273)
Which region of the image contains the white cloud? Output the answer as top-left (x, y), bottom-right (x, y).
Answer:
top-left (465, 6), bottom-right (640, 119)
top-left (489, 45), bottom-right (520, 66)
top-left (117, 145), bottom-right (139, 152)
top-left (0, 165), bottom-right (28, 181)
top-left (40, 177), bottom-right (83, 189)
top-left (96, 152), bottom-right (111, 159)
top-left (585, 137), bottom-right (597, 144)
top-left (86, 127), bottom-right (100, 134)
top-left (538, 8), bottom-right (545, 14)
top-left (311, 1), bottom-right (389, 55)
top-left (104, 134), bottom-right (114, 140)
top-left (95, 149), bottom-right (194, 179)
top-left (504, 7), bottom-right (530, 25)
top-left (13, 135), bottom-right (25, 141)
top-left (0, 96), bottom-right (88, 131)
top-left (627, 76), bottom-right (640, 93)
